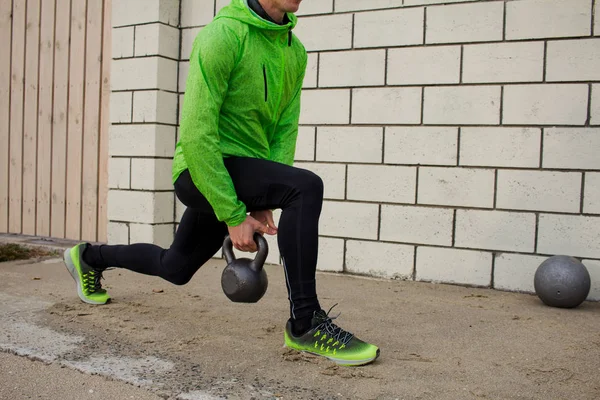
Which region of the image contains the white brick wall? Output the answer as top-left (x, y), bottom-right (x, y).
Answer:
top-left (455, 210), bottom-right (536, 252)
top-left (294, 14), bottom-right (352, 52)
top-left (494, 254), bottom-right (546, 293)
top-left (353, 8), bottom-right (424, 48)
top-left (538, 215), bottom-right (600, 259)
top-left (385, 127), bottom-right (458, 166)
top-left (463, 42), bottom-right (544, 83)
top-left (346, 240), bottom-right (414, 279)
top-left (316, 127), bottom-right (382, 163)
top-left (506, 0), bottom-right (592, 40)
top-left (426, 2), bottom-right (504, 44)
top-left (352, 88), bottom-right (422, 124)
top-left (105, 1), bottom-right (600, 297)
top-left (460, 128), bottom-right (540, 168)
top-left (300, 89), bottom-right (350, 125)
top-left (319, 50), bottom-right (386, 87)
top-left (503, 85), bottom-right (589, 125)
top-left (423, 86), bottom-right (501, 125)
top-left (347, 165), bottom-right (416, 204)
top-left (416, 247), bottom-right (492, 287)
top-left (543, 128), bottom-right (600, 170)
top-left (584, 173), bottom-right (600, 214)
top-left (387, 46), bottom-right (461, 85)
top-left (418, 167), bottom-right (495, 208)
top-left (380, 205), bottom-right (454, 246)
top-left (496, 171), bottom-right (582, 213)
top-left (129, 223), bottom-right (174, 249)
top-left (547, 39), bottom-right (600, 82)
top-left (582, 259), bottom-right (600, 301)
top-left (107, 222), bottom-right (129, 245)
top-left (320, 201), bottom-right (379, 240)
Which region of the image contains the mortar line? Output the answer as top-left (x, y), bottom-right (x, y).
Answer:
top-left (586, 83), bottom-right (592, 126)
top-left (534, 213), bottom-right (539, 253)
top-left (457, 127), bottom-right (461, 166)
top-left (502, 0), bottom-right (507, 41)
top-left (499, 86), bottom-right (504, 125)
top-left (580, 172), bottom-right (586, 214)
top-left (452, 209), bottom-right (457, 247)
top-left (412, 246), bottom-right (417, 281)
top-left (542, 41), bottom-right (547, 82)
top-left (422, 7), bottom-right (427, 45)
top-left (493, 169), bottom-right (498, 209)
top-left (459, 45), bottom-right (464, 84)
top-left (539, 128), bottom-right (544, 168)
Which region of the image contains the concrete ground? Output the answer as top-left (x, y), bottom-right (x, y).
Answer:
top-left (1, 255), bottom-right (599, 400)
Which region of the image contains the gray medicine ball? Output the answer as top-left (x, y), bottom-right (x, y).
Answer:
top-left (534, 255), bottom-right (591, 308)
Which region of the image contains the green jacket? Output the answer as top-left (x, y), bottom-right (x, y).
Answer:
top-left (172, 0), bottom-right (307, 227)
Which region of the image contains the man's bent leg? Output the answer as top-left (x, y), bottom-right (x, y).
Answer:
top-left (224, 157), bottom-right (323, 329)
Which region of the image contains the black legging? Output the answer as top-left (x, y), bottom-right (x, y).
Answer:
top-left (83, 157), bottom-right (323, 322)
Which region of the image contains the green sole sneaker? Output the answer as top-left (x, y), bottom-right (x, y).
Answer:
top-left (284, 308), bottom-right (380, 367)
top-left (63, 244), bottom-right (110, 305)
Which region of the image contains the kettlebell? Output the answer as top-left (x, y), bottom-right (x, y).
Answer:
top-left (221, 233), bottom-right (269, 303)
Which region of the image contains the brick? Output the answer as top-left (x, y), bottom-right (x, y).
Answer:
top-left (380, 205), bottom-right (454, 246)
top-left (354, 8), bottom-right (424, 48)
top-left (494, 253), bottom-right (546, 293)
top-left (319, 50), bottom-right (385, 87)
top-left (131, 158), bottom-right (173, 191)
top-left (296, 0), bottom-right (333, 15)
top-left (385, 127), bottom-right (458, 166)
top-left (180, 0), bottom-right (214, 27)
top-left (538, 214), bottom-right (600, 258)
top-left (347, 165), bottom-right (416, 204)
top-left (112, 0), bottom-right (179, 27)
top-left (503, 85), bottom-right (588, 125)
top-left (107, 222), bottom-right (129, 245)
top-left (133, 90), bottom-right (178, 125)
top-left (506, 0), bottom-right (591, 40)
top-left (112, 27), bottom-right (134, 58)
top-left (111, 57), bottom-right (177, 91)
top-left (584, 173), bottom-right (600, 214)
top-left (543, 128), bottom-right (600, 170)
top-left (416, 247), bottom-right (492, 287)
top-left (316, 127), bottom-right (382, 163)
top-left (426, 2), bottom-right (504, 44)
top-left (129, 223), bottom-right (174, 248)
top-left (406, 0), bottom-right (478, 4)
top-left (109, 91), bottom-right (132, 123)
top-left (294, 14), bottom-right (352, 52)
top-left (387, 46), bottom-right (460, 85)
top-left (346, 240), bottom-right (414, 279)
top-left (316, 237), bottom-right (344, 272)
top-left (581, 260), bottom-right (600, 301)
top-left (265, 232), bottom-right (281, 266)
top-left (294, 126), bottom-right (315, 161)
top-left (299, 89), bottom-right (350, 125)
top-left (352, 88), bottom-right (422, 124)
top-left (596, 0), bottom-right (600, 36)
top-left (175, 196), bottom-right (186, 221)
top-left (109, 124), bottom-right (176, 158)
top-left (320, 201), bottom-right (379, 240)
top-left (592, 85), bottom-right (600, 125)
top-left (497, 171), bottom-right (582, 213)
top-left (423, 86), bottom-right (500, 125)
top-left (134, 24), bottom-right (179, 59)
top-left (108, 190), bottom-right (174, 224)
top-left (460, 128), bottom-right (540, 168)
top-left (303, 53), bottom-right (318, 89)
top-left (181, 27), bottom-right (202, 60)
top-left (108, 157), bottom-right (130, 189)
top-left (547, 39), bottom-right (600, 82)
top-left (179, 62), bottom-right (190, 92)
top-left (418, 167), bottom-right (495, 208)
top-left (335, 0), bottom-right (403, 12)
top-left (463, 42), bottom-right (544, 83)
top-left (455, 210), bottom-right (536, 252)
top-left (296, 162), bottom-right (345, 200)
top-left (215, 0), bottom-right (229, 14)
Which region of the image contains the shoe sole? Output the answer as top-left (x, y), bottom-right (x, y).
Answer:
top-left (286, 346), bottom-right (380, 366)
top-left (63, 248), bottom-right (107, 305)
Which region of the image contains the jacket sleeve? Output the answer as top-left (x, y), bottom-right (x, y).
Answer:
top-left (179, 23), bottom-right (247, 227)
top-left (269, 61), bottom-right (307, 166)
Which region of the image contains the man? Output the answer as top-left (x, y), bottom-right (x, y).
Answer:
top-left (63, 0), bottom-right (379, 366)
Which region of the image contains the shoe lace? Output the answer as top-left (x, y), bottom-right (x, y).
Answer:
top-left (85, 267), bottom-right (113, 294)
top-left (314, 304), bottom-right (354, 346)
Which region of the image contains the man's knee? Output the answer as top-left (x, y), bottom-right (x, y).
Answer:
top-left (295, 170), bottom-right (324, 201)
top-left (166, 272), bottom-right (193, 286)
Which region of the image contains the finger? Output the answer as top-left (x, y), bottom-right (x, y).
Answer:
top-left (266, 212), bottom-right (278, 230)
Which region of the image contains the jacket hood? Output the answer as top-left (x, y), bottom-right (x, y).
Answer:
top-left (215, 0), bottom-right (298, 31)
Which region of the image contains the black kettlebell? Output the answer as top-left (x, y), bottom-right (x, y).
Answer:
top-left (221, 233), bottom-right (269, 303)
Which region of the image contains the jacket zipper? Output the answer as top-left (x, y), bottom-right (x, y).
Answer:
top-left (263, 65), bottom-right (268, 102)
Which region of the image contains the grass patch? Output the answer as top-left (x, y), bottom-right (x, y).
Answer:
top-left (0, 243), bottom-right (59, 263)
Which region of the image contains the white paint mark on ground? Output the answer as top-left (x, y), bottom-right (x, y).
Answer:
top-left (65, 356), bottom-right (174, 387)
top-left (177, 391), bottom-right (225, 400)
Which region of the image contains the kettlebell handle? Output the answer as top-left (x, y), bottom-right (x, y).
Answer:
top-left (222, 233), bottom-right (269, 272)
